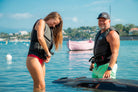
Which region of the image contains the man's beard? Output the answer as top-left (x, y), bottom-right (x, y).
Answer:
top-left (99, 26), bottom-right (106, 30)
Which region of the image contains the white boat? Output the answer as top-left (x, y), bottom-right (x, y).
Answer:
top-left (67, 40), bottom-right (94, 51)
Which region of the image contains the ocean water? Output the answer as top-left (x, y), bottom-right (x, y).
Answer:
top-left (0, 40), bottom-right (138, 92)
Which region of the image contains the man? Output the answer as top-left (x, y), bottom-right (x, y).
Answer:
top-left (89, 12), bottom-right (120, 79)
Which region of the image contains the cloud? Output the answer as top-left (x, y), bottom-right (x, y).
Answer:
top-left (112, 18), bottom-right (124, 24)
top-left (85, 0), bottom-right (111, 7)
top-left (84, 0), bottom-right (111, 13)
top-left (0, 13), bottom-right (3, 18)
top-left (64, 17), bottom-right (78, 23)
top-left (92, 0), bottom-right (110, 5)
top-left (72, 17), bottom-right (78, 22)
top-left (10, 13), bottom-right (33, 19)
top-left (91, 6), bottom-right (109, 12)
top-left (114, 19), bottom-right (121, 22)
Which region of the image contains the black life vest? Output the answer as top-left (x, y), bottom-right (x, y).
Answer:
top-left (28, 19), bottom-right (53, 59)
top-left (93, 27), bottom-right (119, 65)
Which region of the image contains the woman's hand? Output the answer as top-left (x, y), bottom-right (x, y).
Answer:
top-left (89, 63), bottom-right (94, 71)
top-left (44, 53), bottom-right (51, 63)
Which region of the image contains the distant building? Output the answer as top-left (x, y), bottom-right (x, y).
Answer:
top-left (9, 33), bottom-right (13, 36)
top-left (129, 28), bottom-right (138, 35)
top-left (0, 38), bottom-right (5, 41)
top-left (15, 33), bottom-right (19, 35)
top-left (62, 30), bottom-right (66, 35)
top-left (19, 31), bottom-right (28, 35)
top-left (9, 37), bottom-right (17, 40)
top-left (83, 30), bottom-right (91, 33)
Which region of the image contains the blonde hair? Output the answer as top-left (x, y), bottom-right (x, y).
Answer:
top-left (44, 12), bottom-right (63, 50)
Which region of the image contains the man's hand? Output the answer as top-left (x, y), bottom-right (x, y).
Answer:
top-left (103, 70), bottom-right (111, 78)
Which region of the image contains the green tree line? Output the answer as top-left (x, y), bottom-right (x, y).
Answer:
top-left (0, 24), bottom-right (138, 40)
top-left (0, 32), bottom-right (31, 40)
top-left (64, 24), bottom-right (138, 40)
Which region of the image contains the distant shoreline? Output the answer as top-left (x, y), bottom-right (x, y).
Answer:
top-left (0, 39), bottom-right (30, 42)
top-left (120, 36), bottom-right (138, 40)
top-left (64, 36), bottom-right (138, 41)
top-left (0, 36), bottom-right (138, 42)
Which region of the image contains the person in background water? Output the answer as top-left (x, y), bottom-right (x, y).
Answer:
top-left (89, 12), bottom-right (120, 79)
top-left (26, 12), bottom-right (63, 91)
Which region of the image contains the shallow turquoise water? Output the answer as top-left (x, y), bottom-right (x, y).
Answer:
top-left (0, 40), bottom-right (138, 92)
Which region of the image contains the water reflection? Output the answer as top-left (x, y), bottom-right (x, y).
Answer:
top-left (69, 50), bottom-right (93, 61)
top-left (34, 89), bottom-right (45, 92)
top-left (68, 50), bottom-right (93, 70)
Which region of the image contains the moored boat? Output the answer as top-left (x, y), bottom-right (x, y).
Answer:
top-left (67, 40), bottom-right (94, 51)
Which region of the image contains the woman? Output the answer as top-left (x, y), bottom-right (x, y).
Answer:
top-left (26, 12), bottom-right (63, 91)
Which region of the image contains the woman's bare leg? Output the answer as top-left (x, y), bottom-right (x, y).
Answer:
top-left (41, 62), bottom-right (46, 80)
top-left (26, 57), bottom-right (45, 91)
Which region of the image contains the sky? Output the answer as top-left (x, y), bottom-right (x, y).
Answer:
top-left (0, 0), bottom-right (138, 33)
